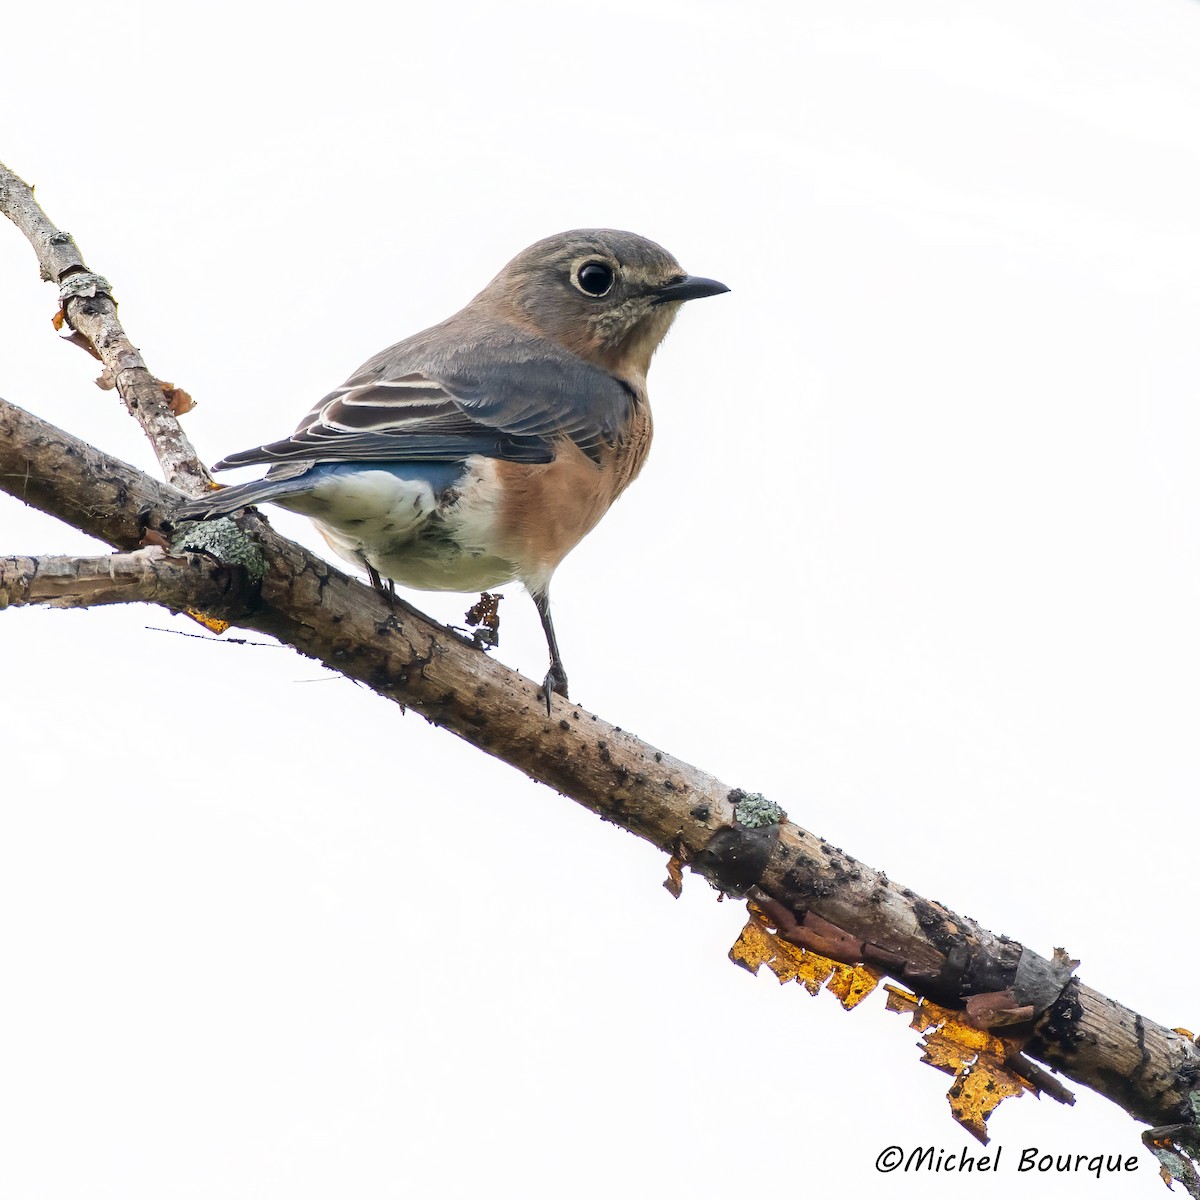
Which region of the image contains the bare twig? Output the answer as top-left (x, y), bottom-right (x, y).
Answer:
top-left (0, 549), bottom-right (236, 613)
top-left (0, 160), bottom-right (210, 493)
top-left (1, 391), bottom-right (1197, 1144)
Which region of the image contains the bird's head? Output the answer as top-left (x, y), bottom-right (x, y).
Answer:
top-left (480, 229), bottom-right (729, 383)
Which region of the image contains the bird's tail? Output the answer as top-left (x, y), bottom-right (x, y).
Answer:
top-left (174, 474), bottom-right (315, 520)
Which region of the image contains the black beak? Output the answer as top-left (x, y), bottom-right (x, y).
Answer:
top-left (652, 274), bottom-right (731, 305)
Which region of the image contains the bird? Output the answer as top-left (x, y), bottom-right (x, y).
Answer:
top-left (177, 229), bottom-right (729, 707)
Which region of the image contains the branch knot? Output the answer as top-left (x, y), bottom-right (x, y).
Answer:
top-left (59, 271), bottom-right (113, 305)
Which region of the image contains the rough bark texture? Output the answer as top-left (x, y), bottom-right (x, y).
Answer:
top-left (1, 392), bottom-right (1197, 1142)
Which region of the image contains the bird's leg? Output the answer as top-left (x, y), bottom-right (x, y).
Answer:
top-left (533, 588), bottom-right (569, 712)
top-left (363, 560), bottom-right (396, 608)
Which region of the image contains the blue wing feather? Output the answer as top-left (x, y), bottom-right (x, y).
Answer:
top-left (213, 315), bottom-right (635, 472)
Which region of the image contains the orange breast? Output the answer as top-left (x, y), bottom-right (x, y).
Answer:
top-left (491, 404), bottom-right (653, 593)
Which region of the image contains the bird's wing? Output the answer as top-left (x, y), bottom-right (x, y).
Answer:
top-left (214, 321), bottom-right (637, 472)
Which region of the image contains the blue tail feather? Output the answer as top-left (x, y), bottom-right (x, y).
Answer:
top-left (174, 461), bottom-right (466, 520)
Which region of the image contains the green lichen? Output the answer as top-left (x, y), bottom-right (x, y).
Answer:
top-left (734, 791), bottom-right (786, 829)
top-left (172, 518), bottom-right (268, 584)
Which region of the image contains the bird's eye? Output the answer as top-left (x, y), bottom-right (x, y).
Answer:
top-left (576, 261), bottom-right (615, 297)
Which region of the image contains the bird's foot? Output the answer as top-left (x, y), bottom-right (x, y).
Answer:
top-left (540, 663), bottom-right (569, 714)
top-left (365, 563), bottom-right (397, 609)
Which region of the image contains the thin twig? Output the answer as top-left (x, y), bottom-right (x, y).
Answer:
top-left (145, 625), bottom-right (278, 647)
top-left (0, 159), bottom-right (211, 494)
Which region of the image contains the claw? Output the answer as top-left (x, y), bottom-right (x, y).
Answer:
top-left (364, 561), bottom-right (396, 609)
top-left (541, 661), bottom-right (569, 714)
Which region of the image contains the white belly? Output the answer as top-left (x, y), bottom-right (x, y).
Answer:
top-left (274, 461), bottom-right (518, 593)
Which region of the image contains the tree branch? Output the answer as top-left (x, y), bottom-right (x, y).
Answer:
top-left (0, 160), bottom-right (210, 494)
top-left (2, 164), bottom-right (1197, 1181)
top-left (0, 549), bottom-right (235, 612)
top-left (2, 391), bottom-right (1197, 1153)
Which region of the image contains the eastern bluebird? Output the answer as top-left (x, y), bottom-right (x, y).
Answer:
top-left (178, 230), bottom-right (729, 706)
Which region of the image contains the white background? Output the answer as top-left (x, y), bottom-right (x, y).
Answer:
top-left (1, 2), bottom-right (1197, 1196)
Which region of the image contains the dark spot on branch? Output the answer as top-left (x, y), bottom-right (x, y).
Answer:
top-left (1035, 978), bottom-right (1085, 1055)
top-left (781, 864), bottom-right (834, 900)
top-left (1135, 1015), bottom-right (1152, 1082)
top-left (693, 823), bottom-right (777, 894)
